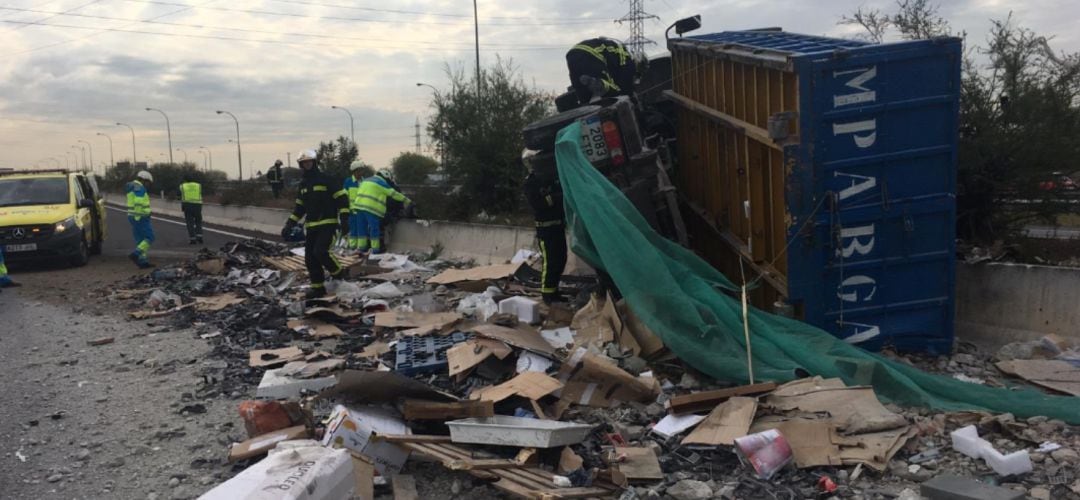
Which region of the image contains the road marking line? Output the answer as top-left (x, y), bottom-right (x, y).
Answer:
top-left (105, 205), bottom-right (271, 242)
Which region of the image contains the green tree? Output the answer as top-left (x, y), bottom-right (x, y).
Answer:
top-left (428, 58), bottom-right (552, 215)
top-left (841, 2), bottom-right (1080, 243)
top-left (315, 136), bottom-right (359, 182)
top-left (391, 152), bottom-right (439, 185)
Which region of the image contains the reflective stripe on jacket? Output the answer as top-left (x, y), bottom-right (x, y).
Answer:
top-left (180, 182), bottom-right (202, 204)
top-left (355, 176), bottom-right (409, 218)
top-left (289, 167), bottom-right (350, 229)
top-left (343, 177), bottom-right (362, 211)
top-left (126, 180), bottom-right (151, 219)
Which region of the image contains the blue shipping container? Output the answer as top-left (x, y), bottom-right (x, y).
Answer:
top-left (668, 30), bottom-right (961, 353)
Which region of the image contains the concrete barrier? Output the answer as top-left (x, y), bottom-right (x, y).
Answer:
top-left (105, 194), bottom-right (552, 266)
top-left (956, 262), bottom-right (1080, 347)
top-left (112, 195), bottom-right (1080, 347)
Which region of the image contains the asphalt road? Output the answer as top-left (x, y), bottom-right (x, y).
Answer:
top-left (0, 207), bottom-right (275, 498)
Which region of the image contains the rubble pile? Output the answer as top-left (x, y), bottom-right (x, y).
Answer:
top-left (100, 240), bottom-right (1080, 499)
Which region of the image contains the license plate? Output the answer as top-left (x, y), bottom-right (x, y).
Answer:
top-left (580, 117), bottom-right (609, 163)
top-left (5, 243), bottom-right (37, 252)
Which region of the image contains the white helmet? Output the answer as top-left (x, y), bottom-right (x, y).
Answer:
top-left (376, 168), bottom-right (394, 183)
top-left (350, 160), bottom-right (366, 172)
top-left (136, 170), bottom-right (154, 183)
top-left (297, 149), bottom-right (317, 163)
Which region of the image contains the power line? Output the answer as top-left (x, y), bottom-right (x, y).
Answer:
top-left (0, 6), bottom-right (566, 47)
top-left (267, 0), bottom-right (606, 22)
top-left (3, 0), bottom-right (103, 33)
top-left (117, 0), bottom-right (608, 26)
top-left (0, 19), bottom-right (566, 55)
top-left (2, 0), bottom-right (201, 58)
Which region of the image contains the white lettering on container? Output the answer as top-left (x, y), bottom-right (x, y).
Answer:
top-left (833, 67), bottom-right (877, 107)
top-left (838, 224), bottom-right (875, 258)
top-left (841, 322), bottom-right (882, 344)
top-left (834, 172), bottom-right (877, 201)
top-left (837, 275), bottom-right (877, 302)
top-left (833, 119), bottom-right (877, 148)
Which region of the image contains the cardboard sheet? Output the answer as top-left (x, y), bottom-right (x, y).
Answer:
top-left (470, 324), bottom-right (557, 357)
top-left (615, 447), bottom-right (663, 481)
top-left (765, 377), bottom-right (907, 434)
top-left (194, 293), bottom-right (246, 312)
top-left (287, 319), bottom-right (345, 338)
top-left (447, 340), bottom-right (495, 376)
top-left (306, 306), bottom-right (362, 320)
top-left (555, 347), bottom-right (660, 411)
top-left (426, 262), bottom-right (521, 285)
top-left (996, 359), bottom-right (1080, 396)
top-left (750, 416), bottom-right (912, 471)
top-left (324, 370), bottom-right (458, 402)
top-left (249, 346), bottom-right (306, 368)
top-left (278, 358), bottom-right (346, 379)
top-left (470, 372), bottom-right (564, 403)
top-left (356, 341), bottom-right (391, 359)
top-left (323, 405), bottom-right (410, 476)
top-left (374, 311), bottom-right (461, 329)
top-left (681, 397), bottom-right (757, 446)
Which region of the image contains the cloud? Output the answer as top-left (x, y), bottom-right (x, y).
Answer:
top-left (1, 0), bottom-right (1077, 174)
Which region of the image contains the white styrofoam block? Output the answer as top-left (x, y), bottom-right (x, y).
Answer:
top-left (256, 368), bottom-right (337, 399)
top-left (498, 296), bottom-right (540, 324)
top-left (199, 439), bottom-right (354, 500)
top-left (950, 425), bottom-right (1032, 476)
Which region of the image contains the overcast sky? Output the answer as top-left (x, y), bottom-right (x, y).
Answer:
top-left (1, 0), bottom-right (1076, 178)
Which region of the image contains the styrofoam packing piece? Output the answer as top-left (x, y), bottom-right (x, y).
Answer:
top-left (950, 425), bottom-right (1032, 476)
top-left (541, 327), bottom-right (576, 350)
top-left (446, 416), bottom-right (593, 448)
top-left (516, 352), bottom-right (554, 374)
top-left (361, 282), bottom-right (405, 299)
top-left (498, 296), bottom-right (540, 324)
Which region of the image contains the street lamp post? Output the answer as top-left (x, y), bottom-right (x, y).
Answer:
top-left (200, 146), bottom-right (212, 170)
top-left (416, 83), bottom-right (445, 170)
top-left (116, 122), bottom-right (136, 165)
top-left (96, 132), bottom-right (114, 171)
top-left (77, 139), bottom-right (94, 175)
top-left (176, 148), bottom-right (188, 163)
top-left (216, 110), bottom-right (243, 181)
top-left (71, 146), bottom-right (85, 170)
top-left (330, 105), bottom-right (355, 144)
top-left (197, 150), bottom-right (207, 170)
top-left (473, 0), bottom-right (481, 95)
top-left (64, 152), bottom-right (74, 169)
top-left (145, 107), bottom-right (173, 165)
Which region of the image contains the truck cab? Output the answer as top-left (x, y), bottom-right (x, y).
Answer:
top-left (0, 169), bottom-right (107, 266)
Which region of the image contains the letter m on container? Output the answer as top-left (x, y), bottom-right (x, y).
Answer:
top-left (668, 30), bottom-right (961, 353)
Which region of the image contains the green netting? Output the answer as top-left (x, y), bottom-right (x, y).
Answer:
top-left (554, 121), bottom-right (1080, 423)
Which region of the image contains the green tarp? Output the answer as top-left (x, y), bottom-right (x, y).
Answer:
top-left (554, 121), bottom-right (1080, 423)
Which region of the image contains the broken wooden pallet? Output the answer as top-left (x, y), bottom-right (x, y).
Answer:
top-left (397, 439), bottom-right (618, 499)
top-left (262, 253), bottom-right (362, 273)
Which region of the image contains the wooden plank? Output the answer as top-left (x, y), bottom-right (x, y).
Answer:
top-left (537, 488), bottom-right (617, 499)
top-left (402, 399), bottom-right (495, 421)
top-left (376, 434), bottom-right (453, 444)
top-left (665, 90), bottom-right (781, 152)
top-left (666, 381), bottom-right (777, 414)
top-left (447, 458), bottom-right (522, 471)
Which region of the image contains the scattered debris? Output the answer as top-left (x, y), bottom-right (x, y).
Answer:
top-left (87, 337), bottom-right (115, 346)
top-left (201, 440), bottom-right (355, 499)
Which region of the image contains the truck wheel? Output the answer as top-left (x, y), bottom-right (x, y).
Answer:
top-left (70, 234), bottom-right (90, 267)
top-left (522, 105), bottom-right (601, 151)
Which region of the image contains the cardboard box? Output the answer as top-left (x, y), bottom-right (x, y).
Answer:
top-left (200, 439), bottom-right (354, 500)
top-left (228, 425), bottom-right (311, 462)
top-left (321, 405), bottom-right (410, 476)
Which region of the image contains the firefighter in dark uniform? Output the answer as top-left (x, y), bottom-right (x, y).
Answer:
top-left (282, 149), bottom-right (350, 299)
top-left (565, 37), bottom-right (636, 104)
top-left (523, 162), bottom-right (567, 304)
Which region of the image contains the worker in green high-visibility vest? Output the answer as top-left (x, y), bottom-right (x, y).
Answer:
top-left (179, 175), bottom-right (204, 245)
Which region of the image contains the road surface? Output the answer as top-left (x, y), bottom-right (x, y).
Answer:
top-left (0, 207), bottom-right (273, 499)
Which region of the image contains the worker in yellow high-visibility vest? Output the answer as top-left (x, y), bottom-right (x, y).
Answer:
top-left (179, 175), bottom-right (204, 245)
top-left (126, 171), bottom-right (155, 268)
